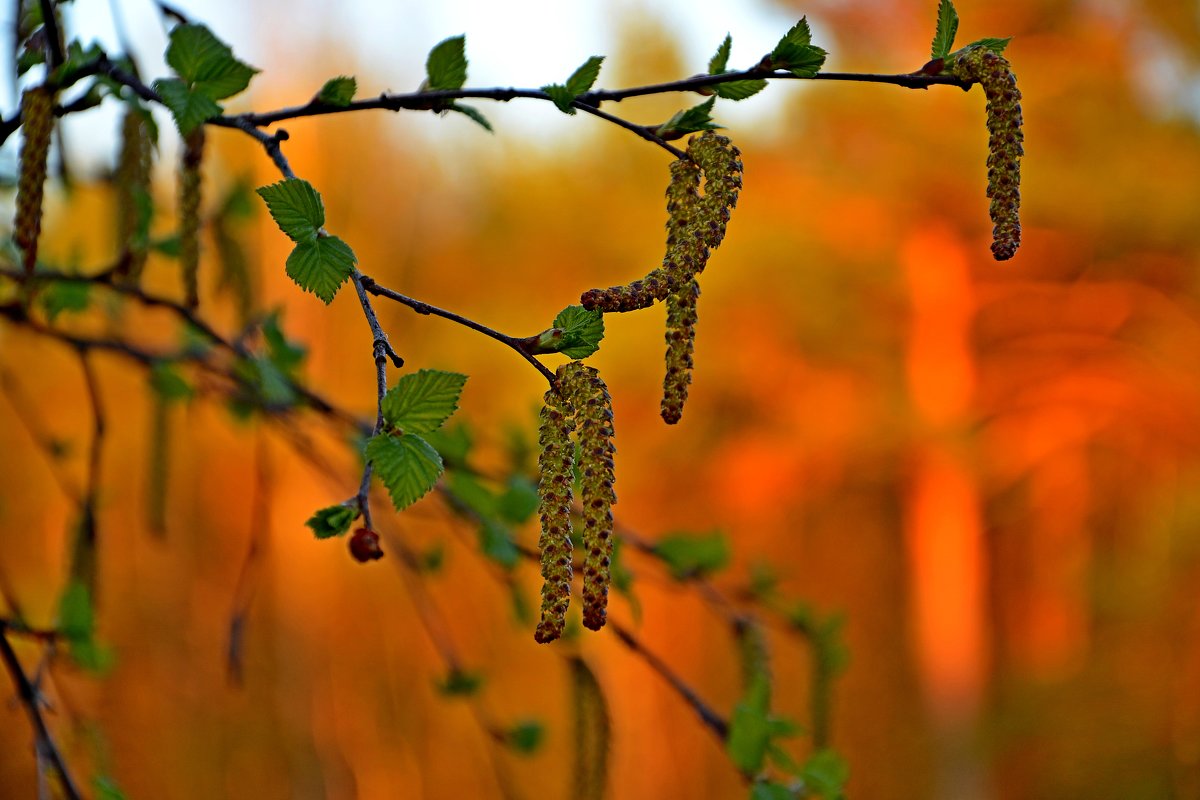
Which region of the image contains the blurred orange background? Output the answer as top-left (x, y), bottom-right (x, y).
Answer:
top-left (3, 0), bottom-right (1200, 798)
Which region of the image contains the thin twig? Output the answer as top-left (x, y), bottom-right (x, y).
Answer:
top-left (36, 0), bottom-right (63, 71)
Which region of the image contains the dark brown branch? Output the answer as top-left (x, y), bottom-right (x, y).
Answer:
top-left (571, 101), bottom-right (685, 159)
top-left (36, 0), bottom-right (63, 71)
top-left (0, 626), bottom-right (83, 800)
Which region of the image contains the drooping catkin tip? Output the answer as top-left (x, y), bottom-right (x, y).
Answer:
top-left (15, 86), bottom-right (54, 275)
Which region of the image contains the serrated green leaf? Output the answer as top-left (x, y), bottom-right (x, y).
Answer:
top-left (773, 17), bottom-right (813, 54)
top-left (657, 97), bottom-right (721, 138)
top-left (772, 43), bottom-right (827, 78)
top-left (305, 504), bottom-right (359, 539)
top-left (709, 34), bottom-right (732, 74)
top-left (959, 36), bottom-right (1012, 55)
top-left (448, 102), bottom-right (493, 131)
top-left (437, 668), bottom-right (483, 696)
top-left (367, 433), bottom-right (444, 510)
top-left (255, 178), bottom-right (325, 242)
top-left (565, 55), bottom-right (604, 96)
top-left (153, 77), bottom-right (222, 135)
top-left (316, 75), bottom-right (356, 106)
top-left (165, 24), bottom-right (258, 100)
top-left (931, 0), bottom-right (959, 60)
top-left (149, 362), bottom-right (193, 402)
top-left (285, 235), bottom-right (356, 304)
top-left (801, 750), bottom-right (849, 799)
top-left (39, 281), bottom-right (90, 322)
top-left (541, 83), bottom-right (578, 114)
top-left (727, 673), bottom-right (771, 773)
top-left (653, 530), bottom-right (730, 579)
top-left (380, 369), bottom-right (467, 434)
top-left (426, 35), bottom-right (467, 91)
top-left (714, 80), bottom-right (768, 101)
top-left (552, 305), bottom-right (605, 358)
top-left (506, 720), bottom-right (545, 754)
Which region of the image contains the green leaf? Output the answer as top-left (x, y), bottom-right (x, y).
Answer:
top-left (497, 476), bottom-right (539, 524)
top-left (38, 281), bottom-right (90, 322)
top-left (149, 363), bottom-right (194, 402)
top-left (93, 776), bottom-right (127, 800)
top-left (58, 580), bottom-right (93, 643)
top-left (568, 55), bottom-right (604, 95)
top-left (51, 40), bottom-right (104, 86)
top-left (153, 77), bottom-right (221, 135)
top-left (727, 673), bottom-right (771, 773)
top-left (553, 305), bottom-right (605, 359)
top-left (506, 719), bottom-right (545, 754)
top-left (714, 80), bottom-right (767, 101)
top-left (425, 422), bottom-right (473, 466)
top-left (285, 234), bottom-right (356, 304)
top-left (653, 530), bottom-right (730, 579)
top-left (657, 97), bottom-right (720, 138)
top-left (448, 102), bottom-right (493, 131)
top-left (256, 178), bottom-right (325, 242)
top-left (801, 750), bottom-right (849, 799)
top-left (437, 668), bottom-right (483, 696)
top-left (381, 369), bottom-right (468, 434)
top-left (958, 36), bottom-right (1013, 55)
top-left (772, 43), bottom-right (827, 78)
top-left (366, 433), bottom-right (444, 510)
top-left (930, 0), bottom-right (959, 60)
top-left (773, 16), bottom-right (813, 53)
top-left (261, 311), bottom-right (307, 373)
top-left (751, 782), bottom-right (796, 800)
top-left (425, 35), bottom-right (468, 91)
top-left (709, 34), bottom-right (732, 74)
top-left (165, 24), bottom-right (258, 100)
top-left (305, 504), bottom-right (359, 539)
top-left (541, 84), bottom-right (578, 114)
top-left (316, 75), bottom-right (356, 106)
top-left (478, 518), bottom-right (519, 568)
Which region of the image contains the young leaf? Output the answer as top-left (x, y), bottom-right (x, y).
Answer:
top-left (801, 750), bottom-right (849, 799)
top-left (153, 77), bottom-right (222, 135)
top-left (149, 363), bottom-right (194, 402)
top-left (769, 17), bottom-right (826, 78)
top-left (505, 720), bottom-right (545, 755)
top-left (565, 55), bottom-right (604, 96)
top-left (727, 673), bottom-right (772, 773)
top-left (448, 103), bottom-right (493, 131)
top-left (542, 84), bottom-right (579, 114)
top-left (714, 80), bottom-right (767, 101)
top-left (657, 97), bottom-right (720, 138)
top-left (306, 504), bottom-right (359, 539)
top-left (285, 234), bottom-right (356, 304)
top-left (930, 0), bottom-right (959, 60)
top-left (750, 782), bottom-right (795, 800)
top-left (38, 281), bottom-right (90, 322)
top-left (478, 518), bottom-right (520, 568)
top-left (773, 16), bottom-right (813, 53)
top-left (380, 369), bottom-right (468, 434)
top-left (553, 305), bottom-right (605, 359)
top-left (437, 668), bottom-right (484, 696)
top-left (316, 75), bottom-right (356, 106)
top-left (653, 530), bottom-right (730, 579)
top-left (497, 476), bottom-right (540, 524)
top-left (957, 36), bottom-right (1013, 55)
top-left (256, 178), bottom-right (325, 242)
top-left (164, 24), bottom-right (258, 100)
top-left (709, 34), bottom-right (733, 74)
top-left (366, 433), bottom-right (444, 510)
top-left (425, 35), bottom-right (468, 91)
top-left (58, 579), bottom-right (94, 642)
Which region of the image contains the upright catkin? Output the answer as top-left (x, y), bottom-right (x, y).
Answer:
top-left (15, 86), bottom-right (54, 275)
top-left (534, 374), bottom-right (577, 644)
top-left (946, 47), bottom-right (1023, 261)
top-left (114, 106), bottom-right (153, 283)
top-left (179, 128), bottom-right (205, 308)
top-left (561, 363), bottom-right (617, 631)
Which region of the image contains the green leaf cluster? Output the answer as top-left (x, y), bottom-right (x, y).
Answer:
top-left (367, 370), bottom-right (468, 512)
top-left (657, 97), bottom-right (720, 139)
top-left (931, 1), bottom-right (1012, 61)
top-left (707, 35), bottom-right (766, 101)
top-left (542, 55), bottom-right (604, 114)
top-left (305, 504), bottom-right (359, 539)
top-left (153, 24), bottom-right (259, 135)
top-left (769, 18), bottom-right (827, 78)
top-left (229, 311), bottom-right (308, 416)
top-left (653, 530), bottom-right (730, 579)
top-left (446, 470), bottom-right (540, 568)
top-left (255, 178), bottom-right (357, 303)
top-left (533, 305), bottom-right (605, 358)
top-left (420, 35), bottom-right (492, 132)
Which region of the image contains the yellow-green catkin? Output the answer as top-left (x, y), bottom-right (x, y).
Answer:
top-left (534, 373), bottom-right (577, 644)
top-left (179, 127), bottom-right (205, 308)
top-left (687, 131), bottom-right (742, 251)
top-left (15, 86), bottom-right (54, 275)
top-left (661, 278), bottom-right (699, 425)
top-left (561, 362), bottom-right (617, 631)
top-left (947, 47), bottom-right (1023, 261)
top-left (114, 106), bottom-right (153, 283)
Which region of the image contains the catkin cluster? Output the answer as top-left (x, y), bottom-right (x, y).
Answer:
top-left (534, 361), bottom-right (617, 643)
top-left (947, 47), bottom-right (1023, 261)
top-left (15, 86), bottom-right (54, 275)
top-left (581, 132), bottom-right (742, 424)
top-left (179, 128), bottom-right (205, 308)
top-left (114, 107), bottom-right (153, 283)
